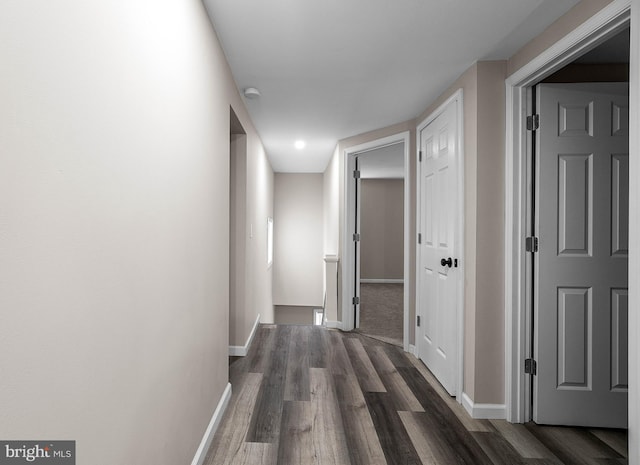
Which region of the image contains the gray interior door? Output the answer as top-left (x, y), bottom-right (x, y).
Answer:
top-left (534, 82), bottom-right (629, 427)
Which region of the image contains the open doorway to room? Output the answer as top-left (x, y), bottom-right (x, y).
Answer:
top-left (505, 4), bottom-right (630, 431)
top-left (343, 131), bottom-right (410, 351)
top-left (355, 144), bottom-right (405, 346)
top-left (229, 107), bottom-right (248, 362)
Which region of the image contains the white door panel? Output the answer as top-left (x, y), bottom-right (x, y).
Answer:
top-left (535, 83), bottom-right (628, 427)
top-left (418, 98), bottom-right (460, 396)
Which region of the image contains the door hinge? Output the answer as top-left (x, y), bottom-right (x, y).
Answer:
top-left (417, 315), bottom-right (421, 327)
top-left (526, 114), bottom-right (540, 131)
top-left (418, 233), bottom-right (422, 244)
top-left (525, 236), bottom-right (539, 253)
top-left (352, 296), bottom-right (360, 305)
top-left (419, 150), bottom-right (423, 162)
top-left (353, 170), bottom-right (361, 179)
top-left (353, 233), bottom-right (360, 242)
top-left (524, 358), bottom-right (537, 375)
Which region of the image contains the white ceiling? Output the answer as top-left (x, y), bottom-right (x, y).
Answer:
top-left (204, 0), bottom-right (579, 173)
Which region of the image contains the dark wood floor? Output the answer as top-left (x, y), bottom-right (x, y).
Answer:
top-left (205, 325), bottom-right (628, 465)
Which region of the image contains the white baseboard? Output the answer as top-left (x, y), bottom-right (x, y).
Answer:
top-left (409, 344), bottom-right (417, 356)
top-left (229, 313), bottom-right (260, 356)
top-left (324, 319), bottom-right (343, 330)
top-left (461, 392), bottom-right (506, 420)
top-left (360, 279), bottom-right (404, 284)
top-left (191, 382), bottom-right (232, 465)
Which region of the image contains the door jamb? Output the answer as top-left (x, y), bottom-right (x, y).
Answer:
top-left (504, 0), bottom-right (632, 423)
top-left (342, 131), bottom-right (411, 352)
top-left (415, 89), bottom-right (465, 399)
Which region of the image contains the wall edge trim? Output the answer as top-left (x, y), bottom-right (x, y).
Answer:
top-left (190, 382), bottom-right (232, 465)
top-left (229, 313), bottom-right (261, 356)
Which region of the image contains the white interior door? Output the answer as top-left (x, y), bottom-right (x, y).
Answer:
top-left (417, 97), bottom-right (460, 396)
top-left (534, 82), bottom-right (629, 427)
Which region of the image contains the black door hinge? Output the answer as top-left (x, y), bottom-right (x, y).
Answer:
top-left (525, 358), bottom-right (537, 375)
top-left (526, 114), bottom-right (540, 131)
top-left (417, 315), bottom-right (421, 327)
top-left (352, 296), bottom-right (360, 305)
top-left (525, 236), bottom-right (539, 253)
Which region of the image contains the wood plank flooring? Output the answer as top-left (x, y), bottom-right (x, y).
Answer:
top-left (205, 325), bottom-right (628, 465)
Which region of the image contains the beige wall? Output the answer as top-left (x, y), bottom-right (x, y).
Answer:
top-left (275, 306), bottom-right (316, 325)
top-left (475, 61), bottom-right (507, 402)
top-left (360, 179), bottom-right (404, 280)
top-left (0, 1), bottom-right (272, 464)
top-left (324, 146), bottom-right (341, 256)
top-left (245, 132), bottom-right (275, 326)
top-left (274, 173), bottom-right (324, 307)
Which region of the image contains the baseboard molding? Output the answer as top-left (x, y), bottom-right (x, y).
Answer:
top-left (409, 344), bottom-right (417, 356)
top-left (190, 382), bottom-right (232, 465)
top-left (229, 313), bottom-right (260, 356)
top-left (461, 392), bottom-right (506, 420)
top-left (360, 279), bottom-right (404, 284)
top-left (324, 319), bottom-right (343, 330)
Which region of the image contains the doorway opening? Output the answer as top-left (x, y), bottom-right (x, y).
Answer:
top-left (229, 107), bottom-right (248, 359)
top-left (505, 2), bottom-right (631, 426)
top-left (343, 132), bottom-right (411, 352)
top-left (356, 144), bottom-right (405, 346)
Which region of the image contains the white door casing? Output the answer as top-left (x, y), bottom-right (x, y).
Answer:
top-left (417, 91), bottom-right (463, 396)
top-left (534, 83), bottom-right (628, 427)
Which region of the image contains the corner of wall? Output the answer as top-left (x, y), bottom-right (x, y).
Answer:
top-left (461, 392), bottom-right (506, 420)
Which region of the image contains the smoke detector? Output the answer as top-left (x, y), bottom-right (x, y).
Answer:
top-left (243, 87), bottom-right (261, 99)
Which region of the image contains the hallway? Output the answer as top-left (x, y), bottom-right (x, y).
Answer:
top-left (205, 326), bottom-right (627, 464)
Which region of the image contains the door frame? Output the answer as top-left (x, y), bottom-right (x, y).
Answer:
top-left (415, 89), bottom-right (465, 399)
top-left (504, 0), bottom-right (633, 423)
top-left (342, 131), bottom-right (411, 352)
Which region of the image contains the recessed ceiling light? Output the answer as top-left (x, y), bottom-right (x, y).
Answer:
top-left (294, 140), bottom-right (306, 150)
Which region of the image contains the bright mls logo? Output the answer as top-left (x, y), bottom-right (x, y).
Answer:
top-left (0, 441), bottom-right (74, 464)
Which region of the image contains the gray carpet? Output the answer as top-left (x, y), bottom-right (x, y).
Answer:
top-left (357, 283), bottom-right (403, 346)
